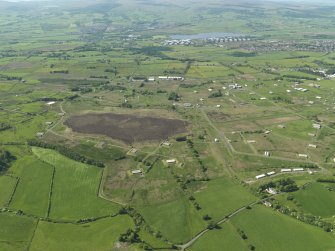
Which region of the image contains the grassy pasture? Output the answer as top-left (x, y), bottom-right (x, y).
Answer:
top-left (0, 213), bottom-right (36, 251)
top-left (31, 147), bottom-right (120, 220)
top-left (0, 175), bottom-right (17, 207)
top-left (194, 178), bottom-right (256, 221)
top-left (10, 156), bottom-right (53, 217)
top-left (138, 197), bottom-right (206, 244)
top-left (30, 215), bottom-right (134, 251)
top-left (189, 222), bottom-right (248, 251)
top-left (231, 205), bottom-right (335, 251)
top-left (293, 182), bottom-right (335, 218)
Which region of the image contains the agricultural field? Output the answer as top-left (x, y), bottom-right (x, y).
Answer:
top-left (1, 0), bottom-right (335, 250)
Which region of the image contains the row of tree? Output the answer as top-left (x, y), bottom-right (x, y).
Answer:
top-left (27, 140), bottom-right (105, 168)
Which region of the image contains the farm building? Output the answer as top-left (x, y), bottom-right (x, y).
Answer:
top-left (267, 171), bottom-right (276, 176)
top-left (158, 76), bottom-right (184, 81)
top-left (36, 132), bottom-right (44, 137)
top-left (308, 144), bottom-right (317, 148)
top-left (46, 101), bottom-right (56, 105)
top-left (264, 201), bottom-right (272, 207)
top-left (264, 151), bottom-right (270, 157)
top-left (247, 140), bottom-right (256, 143)
top-left (162, 141), bottom-right (171, 147)
top-left (312, 123), bottom-right (321, 129)
top-left (166, 159), bottom-right (176, 164)
top-left (293, 168), bottom-right (304, 172)
top-left (148, 77), bottom-right (155, 81)
top-left (256, 174), bottom-right (266, 180)
top-left (281, 168), bottom-right (292, 172)
top-left (214, 138), bottom-right (219, 142)
top-left (132, 170), bottom-right (142, 175)
top-left (298, 154), bottom-right (308, 158)
top-left (265, 187), bottom-right (277, 195)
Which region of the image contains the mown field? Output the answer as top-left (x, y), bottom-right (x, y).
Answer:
top-left (293, 182), bottom-right (335, 218)
top-left (30, 215), bottom-right (134, 251)
top-left (32, 147), bottom-right (120, 220)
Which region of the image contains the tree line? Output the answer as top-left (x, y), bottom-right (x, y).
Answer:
top-left (28, 140), bottom-right (105, 168)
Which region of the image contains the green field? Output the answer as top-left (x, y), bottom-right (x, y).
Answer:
top-left (189, 222), bottom-right (248, 251)
top-left (10, 156), bottom-right (53, 217)
top-left (138, 198), bottom-right (206, 244)
top-left (1, 0), bottom-right (335, 249)
top-left (32, 147), bottom-right (120, 220)
top-left (0, 213), bottom-right (36, 251)
top-left (30, 215), bottom-right (134, 251)
top-left (194, 178), bottom-right (256, 221)
top-left (293, 183), bottom-right (335, 218)
top-left (0, 175), bottom-right (17, 207)
top-left (231, 205), bottom-right (335, 251)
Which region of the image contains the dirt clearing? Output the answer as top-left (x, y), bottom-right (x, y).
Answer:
top-left (65, 113), bottom-right (188, 144)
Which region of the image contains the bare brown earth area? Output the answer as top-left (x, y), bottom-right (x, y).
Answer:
top-left (65, 113), bottom-right (188, 144)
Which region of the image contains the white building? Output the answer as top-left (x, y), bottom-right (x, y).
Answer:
top-left (281, 168), bottom-right (292, 172)
top-left (166, 159), bottom-right (176, 164)
top-left (265, 187), bottom-right (277, 195)
top-left (312, 123), bottom-right (321, 129)
top-left (132, 170), bottom-right (142, 175)
top-left (256, 174), bottom-right (266, 180)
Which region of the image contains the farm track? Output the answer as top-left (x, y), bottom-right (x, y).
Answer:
top-left (200, 107), bottom-right (323, 166)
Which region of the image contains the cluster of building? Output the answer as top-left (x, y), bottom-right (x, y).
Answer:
top-left (164, 39), bottom-right (192, 46)
top-left (281, 168), bottom-right (304, 172)
top-left (255, 171), bottom-right (276, 180)
top-left (158, 76), bottom-right (184, 81)
top-left (207, 37), bottom-right (250, 43)
top-left (228, 83), bottom-right (242, 89)
top-left (255, 168), bottom-right (305, 180)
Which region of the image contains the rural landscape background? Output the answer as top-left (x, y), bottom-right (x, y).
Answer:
top-left (1, 0), bottom-right (335, 250)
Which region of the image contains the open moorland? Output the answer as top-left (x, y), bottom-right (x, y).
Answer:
top-left (1, 0), bottom-right (335, 250)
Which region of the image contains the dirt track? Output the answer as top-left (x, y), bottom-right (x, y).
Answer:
top-left (65, 113), bottom-right (188, 144)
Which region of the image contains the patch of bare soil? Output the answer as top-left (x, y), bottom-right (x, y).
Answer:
top-left (65, 113), bottom-right (188, 144)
